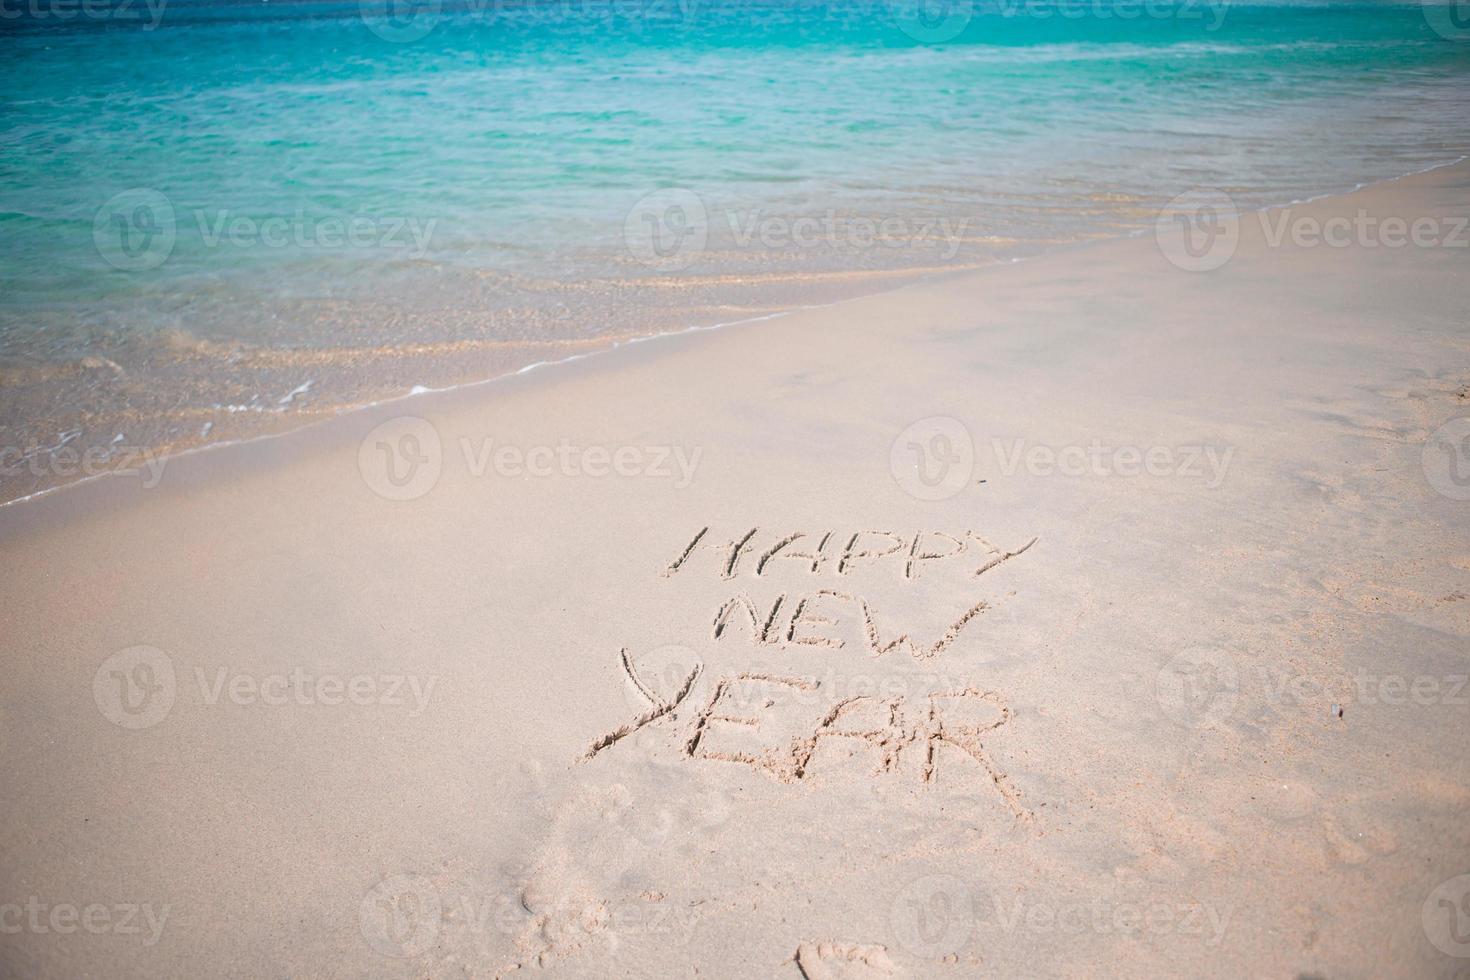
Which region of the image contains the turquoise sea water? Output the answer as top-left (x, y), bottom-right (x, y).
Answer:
top-left (1, 0), bottom-right (1468, 498)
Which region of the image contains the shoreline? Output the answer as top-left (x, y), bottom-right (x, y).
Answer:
top-left (4, 151), bottom-right (1467, 515)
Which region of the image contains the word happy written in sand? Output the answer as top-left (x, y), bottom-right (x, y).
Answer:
top-left (582, 528), bottom-right (1037, 820)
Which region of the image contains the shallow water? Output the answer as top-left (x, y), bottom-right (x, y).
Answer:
top-left (2, 0), bottom-right (1468, 501)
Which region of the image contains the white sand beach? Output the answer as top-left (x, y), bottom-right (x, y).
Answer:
top-left (2, 162), bottom-right (1468, 978)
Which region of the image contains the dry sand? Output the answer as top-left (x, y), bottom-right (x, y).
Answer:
top-left (2, 162), bottom-right (1469, 978)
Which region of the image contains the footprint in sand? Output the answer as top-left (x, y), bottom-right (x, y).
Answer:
top-left (1321, 809), bottom-right (1399, 867)
top-left (794, 941), bottom-right (897, 979)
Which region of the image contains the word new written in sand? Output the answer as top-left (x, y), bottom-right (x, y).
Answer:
top-left (670, 528), bottom-right (1037, 659)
